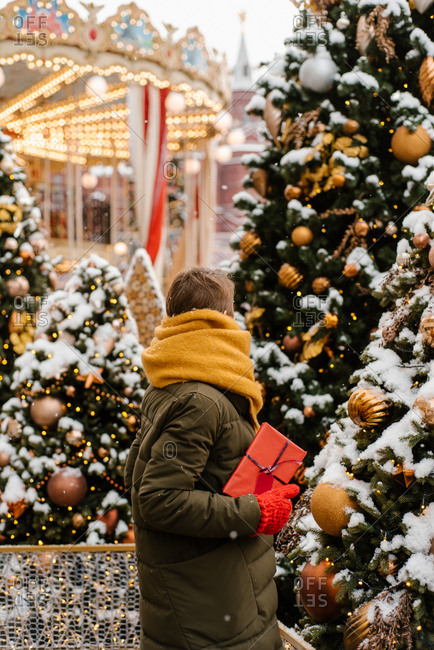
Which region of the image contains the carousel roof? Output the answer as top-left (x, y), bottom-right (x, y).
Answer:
top-left (0, 0), bottom-right (231, 163)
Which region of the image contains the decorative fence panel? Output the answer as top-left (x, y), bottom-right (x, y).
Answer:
top-left (0, 543), bottom-right (310, 649)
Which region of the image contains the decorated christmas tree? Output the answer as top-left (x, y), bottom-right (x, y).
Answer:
top-left (281, 191), bottom-right (434, 648)
top-left (0, 130), bottom-right (55, 405)
top-left (0, 255), bottom-right (147, 545)
top-left (229, 0), bottom-right (434, 462)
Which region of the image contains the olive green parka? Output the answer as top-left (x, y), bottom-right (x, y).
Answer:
top-left (124, 380), bottom-right (282, 650)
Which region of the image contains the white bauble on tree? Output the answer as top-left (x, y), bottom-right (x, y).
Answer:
top-left (336, 15), bottom-right (350, 30)
top-left (0, 156), bottom-right (16, 175)
top-left (299, 50), bottom-right (338, 93)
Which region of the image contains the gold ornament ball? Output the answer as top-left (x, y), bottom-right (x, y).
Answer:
top-left (343, 263), bottom-right (359, 278)
top-left (72, 513), bottom-right (86, 528)
top-left (413, 396), bottom-right (434, 426)
top-left (282, 334), bottom-right (302, 354)
top-left (0, 451), bottom-right (11, 467)
top-left (19, 247), bottom-right (35, 264)
top-left (6, 276), bottom-right (30, 298)
top-left (354, 221), bottom-right (370, 237)
top-left (30, 397), bottom-right (66, 428)
top-left (332, 173), bottom-right (346, 188)
top-left (419, 313), bottom-right (434, 346)
top-left (413, 233), bottom-right (430, 249)
top-left (291, 226), bottom-right (313, 246)
top-left (343, 601), bottom-right (372, 650)
top-left (343, 120), bottom-right (360, 135)
top-left (239, 231), bottom-right (261, 257)
top-left (391, 125), bottom-right (432, 165)
top-left (47, 469), bottom-right (88, 507)
top-left (303, 406), bottom-right (315, 418)
top-left (284, 185), bottom-right (302, 201)
top-left (323, 313), bottom-right (339, 329)
top-left (98, 447), bottom-right (109, 458)
top-left (348, 388), bottom-right (391, 429)
top-left (429, 245), bottom-right (434, 269)
top-left (298, 561), bottom-right (342, 623)
top-left (311, 483), bottom-right (357, 536)
top-left (6, 418), bottom-right (21, 439)
top-left (278, 263), bottom-right (303, 289)
top-left (65, 429), bottom-right (83, 446)
top-left (312, 277), bottom-right (330, 294)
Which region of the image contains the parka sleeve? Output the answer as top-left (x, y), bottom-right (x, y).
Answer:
top-left (137, 392), bottom-right (261, 538)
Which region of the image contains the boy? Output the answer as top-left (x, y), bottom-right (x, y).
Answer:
top-left (125, 267), bottom-right (298, 649)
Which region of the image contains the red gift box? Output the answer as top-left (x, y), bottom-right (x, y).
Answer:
top-left (222, 422), bottom-right (306, 497)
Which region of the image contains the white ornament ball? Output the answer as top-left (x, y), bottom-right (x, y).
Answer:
top-left (214, 110), bottom-right (233, 134)
top-left (227, 128), bottom-right (246, 146)
top-left (396, 251), bottom-right (411, 266)
top-left (299, 52), bottom-right (338, 93)
top-left (215, 145), bottom-right (233, 164)
top-left (4, 237), bottom-right (18, 251)
top-left (1, 156), bottom-right (15, 175)
top-left (82, 172), bottom-right (98, 190)
top-left (184, 158), bottom-right (201, 175)
top-left (86, 75), bottom-right (108, 98)
top-left (336, 15), bottom-right (350, 30)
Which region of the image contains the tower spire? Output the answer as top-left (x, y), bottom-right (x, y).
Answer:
top-left (233, 11), bottom-right (252, 91)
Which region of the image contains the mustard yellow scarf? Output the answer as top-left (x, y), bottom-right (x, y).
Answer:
top-left (141, 309), bottom-right (262, 431)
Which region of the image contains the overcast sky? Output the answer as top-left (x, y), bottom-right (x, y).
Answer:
top-left (46, 0), bottom-right (297, 73)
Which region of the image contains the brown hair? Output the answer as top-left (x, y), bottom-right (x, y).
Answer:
top-left (166, 266), bottom-right (234, 317)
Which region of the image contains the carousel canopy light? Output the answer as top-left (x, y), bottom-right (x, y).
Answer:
top-left (214, 110), bottom-right (233, 134)
top-left (184, 158), bottom-right (201, 175)
top-left (0, 67), bottom-right (5, 89)
top-left (113, 241), bottom-right (128, 256)
top-left (86, 75), bottom-right (109, 99)
top-left (215, 144), bottom-right (233, 163)
top-left (165, 92), bottom-right (186, 113)
top-left (226, 128), bottom-right (246, 146)
top-left (82, 172), bottom-right (98, 190)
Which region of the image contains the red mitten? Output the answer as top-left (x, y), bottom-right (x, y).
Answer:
top-left (254, 484), bottom-right (300, 536)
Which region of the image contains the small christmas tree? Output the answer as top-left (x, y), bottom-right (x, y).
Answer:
top-left (0, 255), bottom-right (147, 545)
top-left (0, 130), bottom-right (54, 405)
top-left (283, 192), bottom-right (434, 648)
top-left (230, 0), bottom-right (434, 462)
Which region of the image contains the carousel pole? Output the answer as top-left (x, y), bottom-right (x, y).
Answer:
top-left (110, 156), bottom-right (119, 260)
top-left (74, 84), bottom-right (83, 255)
top-left (43, 156), bottom-right (50, 234)
top-left (65, 83), bottom-right (75, 255)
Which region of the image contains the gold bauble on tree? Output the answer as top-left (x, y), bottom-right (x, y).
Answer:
top-left (312, 277), bottom-right (330, 294)
top-left (284, 185), bottom-right (302, 201)
top-left (323, 313), bottom-right (338, 329)
top-left (429, 245), bottom-right (434, 269)
top-left (354, 220), bottom-right (370, 237)
top-left (303, 406), bottom-right (315, 418)
top-left (343, 119), bottom-right (360, 135)
top-left (251, 169), bottom-right (268, 198)
top-left (239, 231), bottom-right (261, 257)
top-left (311, 483), bottom-right (357, 536)
top-left (66, 429), bottom-right (83, 446)
top-left (72, 513), bottom-right (86, 528)
top-left (332, 173), bottom-right (346, 188)
top-left (291, 226), bottom-right (313, 246)
top-left (391, 125), bottom-right (432, 164)
top-left (343, 263), bottom-right (359, 278)
top-left (419, 313), bottom-right (434, 346)
top-left (278, 263), bottom-right (303, 289)
top-left (343, 601), bottom-right (372, 650)
top-left (282, 334), bottom-right (302, 353)
top-left (348, 388), bottom-right (391, 428)
top-left (298, 561), bottom-right (342, 623)
top-left (47, 468), bottom-right (88, 507)
top-left (414, 396), bottom-right (434, 426)
top-left (30, 397), bottom-right (67, 428)
top-left (0, 452), bottom-right (11, 467)
top-left (419, 57), bottom-right (434, 107)
top-left (413, 233), bottom-right (431, 249)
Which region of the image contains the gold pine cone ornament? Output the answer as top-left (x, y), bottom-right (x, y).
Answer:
top-left (278, 263), bottom-right (303, 289)
top-left (239, 231), bottom-right (261, 257)
top-left (348, 388), bottom-right (391, 429)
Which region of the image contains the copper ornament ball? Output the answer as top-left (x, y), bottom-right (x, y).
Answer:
top-left (429, 245), bottom-right (434, 269)
top-left (419, 313), bottom-right (434, 347)
top-left (311, 483), bottom-right (357, 536)
top-left (282, 334), bottom-right (302, 353)
top-left (343, 263), bottom-right (359, 278)
top-left (298, 560), bottom-right (342, 622)
top-left (303, 406), bottom-right (315, 418)
top-left (98, 447), bottom-right (109, 458)
top-left (120, 525), bottom-right (135, 543)
top-left (343, 119), bottom-right (360, 135)
top-left (72, 513), bottom-right (86, 528)
top-left (123, 386), bottom-right (134, 397)
top-left (312, 277), bottom-right (330, 294)
top-left (6, 276), bottom-right (30, 298)
top-left (0, 451), bottom-right (11, 467)
top-left (30, 397), bottom-right (66, 428)
top-left (291, 226), bottom-right (314, 246)
top-left (413, 396), bottom-right (434, 426)
top-left (47, 469), bottom-right (88, 507)
top-left (65, 429), bottom-right (83, 446)
top-left (332, 173), bottom-right (346, 188)
top-left (413, 233), bottom-right (430, 249)
top-left (354, 221), bottom-right (370, 237)
top-left (95, 508), bottom-right (119, 536)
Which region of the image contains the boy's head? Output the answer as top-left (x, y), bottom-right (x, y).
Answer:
top-left (166, 266), bottom-right (235, 318)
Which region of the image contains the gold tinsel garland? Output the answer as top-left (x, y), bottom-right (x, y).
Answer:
top-left (281, 108), bottom-right (321, 152)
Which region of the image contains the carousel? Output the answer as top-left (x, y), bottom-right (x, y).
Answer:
top-left (0, 0), bottom-right (233, 281)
